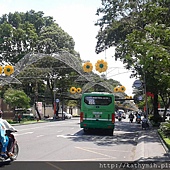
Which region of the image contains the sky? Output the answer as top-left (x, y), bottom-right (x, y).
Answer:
top-left (0, 0), bottom-right (137, 96)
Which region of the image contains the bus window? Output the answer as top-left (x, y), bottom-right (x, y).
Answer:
top-left (84, 96), bottom-right (112, 105)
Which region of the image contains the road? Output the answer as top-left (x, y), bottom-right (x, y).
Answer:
top-left (14, 116), bottom-right (143, 161)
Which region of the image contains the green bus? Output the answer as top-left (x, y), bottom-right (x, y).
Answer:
top-left (80, 92), bottom-right (115, 135)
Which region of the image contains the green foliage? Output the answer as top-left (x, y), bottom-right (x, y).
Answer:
top-left (159, 121), bottom-right (170, 136)
top-left (0, 10), bottom-right (76, 64)
top-left (95, 0), bottom-right (170, 115)
top-left (149, 114), bottom-right (163, 126)
top-left (4, 88), bottom-right (30, 109)
top-left (158, 129), bottom-right (170, 150)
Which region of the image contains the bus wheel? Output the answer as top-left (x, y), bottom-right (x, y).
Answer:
top-left (108, 129), bottom-right (113, 136)
top-left (83, 128), bottom-right (88, 133)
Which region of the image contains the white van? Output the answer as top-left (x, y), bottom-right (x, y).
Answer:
top-left (158, 108), bottom-right (170, 116)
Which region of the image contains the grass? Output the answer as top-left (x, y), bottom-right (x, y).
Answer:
top-left (7, 119), bottom-right (47, 125)
top-left (158, 129), bottom-right (170, 150)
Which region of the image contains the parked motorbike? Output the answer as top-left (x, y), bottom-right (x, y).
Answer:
top-left (142, 121), bottom-right (149, 130)
top-left (0, 129), bottom-right (19, 162)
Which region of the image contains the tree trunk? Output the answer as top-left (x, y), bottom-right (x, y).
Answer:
top-left (34, 102), bottom-right (41, 120)
top-left (153, 93), bottom-right (162, 123)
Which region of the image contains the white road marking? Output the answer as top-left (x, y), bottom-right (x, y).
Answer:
top-left (37, 135), bottom-right (44, 138)
top-left (77, 147), bottom-right (130, 153)
top-left (16, 121), bottom-right (75, 132)
top-left (75, 147), bottom-right (116, 159)
top-left (15, 132), bottom-right (33, 136)
top-left (56, 135), bottom-right (77, 138)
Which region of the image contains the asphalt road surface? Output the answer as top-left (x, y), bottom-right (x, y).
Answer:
top-left (13, 116), bottom-right (142, 161)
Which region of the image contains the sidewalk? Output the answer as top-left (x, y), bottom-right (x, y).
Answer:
top-left (135, 127), bottom-right (170, 161)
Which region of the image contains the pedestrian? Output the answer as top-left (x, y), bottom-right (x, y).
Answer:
top-left (18, 114), bottom-right (21, 123)
top-left (0, 110), bottom-right (3, 118)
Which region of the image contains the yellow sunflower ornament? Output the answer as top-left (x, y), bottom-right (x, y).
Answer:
top-left (4, 65), bottom-right (14, 76)
top-left (0, 66), bottom-right (3, 74)
top-left (70, 87), bottom-right (77, 94)
top-left (119, 86), bottom-right (126, 93)
top-left (113, 86), bottom-right (120, 93)
top-left (77, 88), bottom-right (82, 93)
top-left (82, 62), bottom-right (93, 73)
top-left (95, 59), bottom-right (108, 73)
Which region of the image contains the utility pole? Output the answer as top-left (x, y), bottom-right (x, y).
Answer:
top-left (144, 73), bottom-right (148, 117)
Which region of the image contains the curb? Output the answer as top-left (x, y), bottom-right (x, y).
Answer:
top-left (157, 130), bottom-right (170, 155)
top-left (11, 117), bottom-right (68, 126)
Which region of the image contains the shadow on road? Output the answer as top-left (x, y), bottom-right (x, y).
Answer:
top-left (65, 120), bottom-right (144, 146)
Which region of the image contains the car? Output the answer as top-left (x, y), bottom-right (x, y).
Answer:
top-left (58, 111), bottom-right (72, 119)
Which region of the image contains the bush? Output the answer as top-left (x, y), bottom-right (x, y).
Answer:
top-left (6, 119), bottom-right (13, 124)
top-left (149, 114), bottom-right (163, 127)
top-left (159, 122), bottom-right (170, 137)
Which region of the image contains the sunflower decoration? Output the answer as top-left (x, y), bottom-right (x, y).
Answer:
top-left (82, 62), bottom-right (93, 73)
top-left (95, 59), bottom-right (108, 73)
top-left (119, 86), bottom-right (126, 93)
top-left (4, 65), bottom-right (14, 76)
top-left (70, 87), bottom-right (77, 94)
top-left (129, 96), bottom-right (133, 99)
top-left (0, 66), bottom-right (3, 74)
top-left (113, 86), bottom-right (120, 93)
top-left (77, 87), bottom-right (82, 93)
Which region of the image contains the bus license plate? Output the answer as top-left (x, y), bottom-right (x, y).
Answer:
top-left (95, 114), bottom-right (100, 118)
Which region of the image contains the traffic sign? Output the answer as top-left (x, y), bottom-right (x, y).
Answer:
top-left (133, 80), bottom-right (142, 88)
top-left (56, 99), bottom-right (60, 103)
top-left (138, 96), bottom-right (143, 101)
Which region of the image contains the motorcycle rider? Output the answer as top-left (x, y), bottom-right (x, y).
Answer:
top-left (0, 110), bottom-right (17, 159)
top-left (0, 119), bottom-right (9, 159)
top-left (136, 112), bottom-right (141, 123)
top-left (117, 110), bottom-right (122, 121)
top-left (129, 112), bottom-right (134, 123)
top-left (142, 115), bottom-right (149, 129)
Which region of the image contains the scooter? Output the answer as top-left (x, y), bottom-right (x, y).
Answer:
top-left (130, 118), bottom-right (134, 123)
top-left (142, 121), bottom-right (149, 130)
top-left (118, 116), bottom-right (122, 121)
top-left (0, 129), bottom-right (19, 162)
top-left (136, 117), bottom-right (141, 124)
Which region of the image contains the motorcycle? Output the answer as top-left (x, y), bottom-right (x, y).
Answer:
top-left (142, 121), bottom-right (149, 130)
top-left (136, 117), bottom-right (141, 124)
top-left (129, 118), bottom-right (134, 123)
top-left (118, 116), bottom-right (122, 121)
top-left (0, 129), bottom-right (19, 162)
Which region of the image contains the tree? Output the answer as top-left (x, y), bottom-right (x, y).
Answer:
top-left (0, 10), bottom-right (80, 112)
top-left (0, 10), bottom-right (76, 64)
top-left (95, 0), bottom-right (170, 121)
top-left (3, 88), bottom-right (30, 109)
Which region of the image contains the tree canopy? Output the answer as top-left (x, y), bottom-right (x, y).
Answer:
top-left (95, 0), bottom-right (170, 118)
top-left (0, 10), bottom-right (76, 64)
top-left (4, 88), bottom-right (30, 109)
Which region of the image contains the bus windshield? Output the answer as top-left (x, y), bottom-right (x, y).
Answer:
top-left (84, 96), bottom-right (112, 105)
